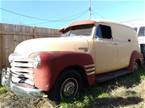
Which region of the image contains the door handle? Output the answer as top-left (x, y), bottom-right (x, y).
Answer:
top-left (128, 39), bottom-right (131, 42)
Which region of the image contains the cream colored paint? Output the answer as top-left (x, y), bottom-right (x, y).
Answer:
top-left (14, 37), bottom-right (89, 57)
top-left (13, 20), bottom-right (140, 75)
top-left (93, 38), bottom-right (118, 73)
top-left (110, 22), bottom-right (139, 69)
top-left (91, 22), bottom-right (140, 74)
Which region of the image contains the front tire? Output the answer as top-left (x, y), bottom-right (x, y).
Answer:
top-left (49, 69), bottom-right (82, 101)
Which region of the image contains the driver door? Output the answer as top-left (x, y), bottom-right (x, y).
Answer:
top-left (94, 24), bottom-right (118, 74)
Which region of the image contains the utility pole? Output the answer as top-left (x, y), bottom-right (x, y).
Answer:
top-left (89, 0), bottom-right (92, 19)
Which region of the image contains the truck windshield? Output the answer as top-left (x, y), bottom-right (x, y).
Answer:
top-left (138, 26), bottom-right (145, 36)
top-left (64, 24), bottom-right (94, 36)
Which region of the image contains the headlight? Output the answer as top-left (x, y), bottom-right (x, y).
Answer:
top-left (8, 54), bottom-right (13, 63)
top-left (33, 55), bottom-right (41, 68)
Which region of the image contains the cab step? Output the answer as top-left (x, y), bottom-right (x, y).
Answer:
top-left (96, 68), bottom-right (130, 83)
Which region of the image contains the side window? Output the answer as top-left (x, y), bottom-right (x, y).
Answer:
top-left (96, 25), bottom-right (102, 38)
top-left (96, 24), bottom-right (112, 39)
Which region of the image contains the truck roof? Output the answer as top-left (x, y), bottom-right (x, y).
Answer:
top-left (59, 19), bottom-right (133, 33)
top-left (69, 20), bottom-right (96, 27)
top-left (69, 19), bottom-right (133, 29)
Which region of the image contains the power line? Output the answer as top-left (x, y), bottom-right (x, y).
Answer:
top-left (28, 10), bottom-right (88, 26)
top-left (0, 7), bottom-right (106, 23)
top-left (0, 8), bottom-right (50, 21)
top-left (0, 6), bottom-right (107, 27)
top-left (92, 10), bottom-right (106, 19)
top-left (0, 7), bottom-right (88, 22)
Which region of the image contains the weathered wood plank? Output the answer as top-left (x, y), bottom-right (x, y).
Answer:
top-left (0, 23), bottom-right (61, 69)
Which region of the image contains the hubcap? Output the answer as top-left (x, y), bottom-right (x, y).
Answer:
top-left (64, 82), bottom-right (75, 96)
top-left (60, 78), bottom-right (78, 99)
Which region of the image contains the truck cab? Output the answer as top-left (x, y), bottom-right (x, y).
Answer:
top-left (2, 20), bottom-right (143, 101)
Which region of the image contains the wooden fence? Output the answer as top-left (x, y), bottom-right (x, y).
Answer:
top-left (0, 23), bottom-right (61, 69)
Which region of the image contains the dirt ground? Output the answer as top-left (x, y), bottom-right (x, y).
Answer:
top-left (0, 80), bottom-right (145, 108)
top-left (0, 68), bottom-right (145, 108)
top-left (0, 92), bottom-right (57, 108)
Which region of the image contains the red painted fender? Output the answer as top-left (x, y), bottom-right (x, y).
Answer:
top-left (32, 51), bottom-right (96, 91)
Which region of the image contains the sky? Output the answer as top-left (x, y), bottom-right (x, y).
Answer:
top-left (0, 0), bottom-right (144, 29)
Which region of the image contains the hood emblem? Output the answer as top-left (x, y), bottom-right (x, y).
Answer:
top-left (78, 47), bottom-right (88, 52)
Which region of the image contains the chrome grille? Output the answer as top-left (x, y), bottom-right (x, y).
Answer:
top-left (10, 56), bottom-right (34, 86)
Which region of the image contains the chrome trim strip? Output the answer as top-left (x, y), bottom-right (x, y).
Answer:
top-left (87, 71), bottom-right (95, 75)
top-left (86, 68), bottom-right (95, 72)
top-left (11, 62), bottom-right (34, 68)
top-left (25, 80), bottom-right (35, 85)
top-left (84, 64), bottom-right (95, 68)
top-left (11, 76), bottom-right (34, 85)
top-left (11, 72), bottom-right (34, 80)
top-left (11, 76), bottom-right (20, 82)
top-left (13, 58), bottom-right (33, 62)
top-left (11, 67), bottom-right (33, 73)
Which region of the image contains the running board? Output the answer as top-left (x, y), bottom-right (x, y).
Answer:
top-left (96, 68), bottom-right (130, 83)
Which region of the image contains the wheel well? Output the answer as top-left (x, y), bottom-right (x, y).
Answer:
top-left (60, 65), bottom-right (89, 87)
top-left (129, 51), bottom-right (143, 71)
top-left (135, 59), bottom-right (141, 66)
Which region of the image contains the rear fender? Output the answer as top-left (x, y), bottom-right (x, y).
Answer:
top-left (128, 50), bottom-right (143, 71)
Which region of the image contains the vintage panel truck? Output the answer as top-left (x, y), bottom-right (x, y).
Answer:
top-left (1, 20), bottom-right (143, 101)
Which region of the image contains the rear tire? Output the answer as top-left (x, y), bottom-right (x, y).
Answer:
top-left (132, 60), bottom-right (139, 72)
top-left (49, 69), bottom-right (83, 101)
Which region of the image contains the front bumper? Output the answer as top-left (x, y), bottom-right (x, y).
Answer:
top-left (1, 68), bottom-right (47, 97)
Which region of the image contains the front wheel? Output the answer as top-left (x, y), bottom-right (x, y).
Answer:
top-left (49, 69), bottom-right (82, 101)
top-left (60, 77), bottom-right (79, 100)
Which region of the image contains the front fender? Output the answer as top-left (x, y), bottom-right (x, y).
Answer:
top-left (33, 51), bottom-right (96, 91)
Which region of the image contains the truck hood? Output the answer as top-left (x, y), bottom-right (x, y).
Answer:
top-left (14, 37), bottom-right (89, 57)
